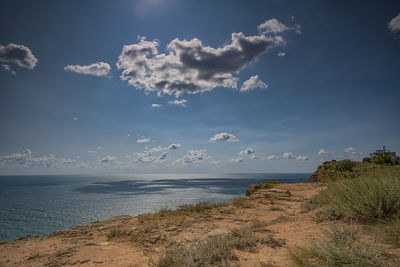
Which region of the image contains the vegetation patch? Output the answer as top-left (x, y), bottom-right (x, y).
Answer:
top-left (246, 180), bottom-right (280, 197)
top-left (106, 228), bottom-right (128, 240)
top-left (322, 174), bottom-right (400, 222)
top-left (152, 226), bottom-right (258, 266)
top-left (290, 224), bottom-right (385, 267)
top-left (177, 202), bottom-right (223, 214)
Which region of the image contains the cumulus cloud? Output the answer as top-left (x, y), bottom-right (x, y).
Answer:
top-left (64, 62), bottom-right (111, 77)
top-left (137, 138), bottom-right (151, 143)
top-left (2, 64), bottom-right (16, 75)
top-left (151, 103), bottom-right (163, 108)
top-left (116, 18), bottom-right (297, 97)
top-left (209, 132), bottom-right (239, 142)
top-left (0, 149), bottom-right (84, 169)
top-left (277, 51), bottom-right (285, 56)
top-left (168, 143), bottom-right (182, 150)
top-left (240, 75), bottom-right (268, 92)
top-left (88, 150), bottom-right (96, 154)
top-left (263, 154), bottom-right (280, 160)
top-left (318, 149), bottom-right (329, 156)
top-left (0, 43), bottom-right (38, 70)
top-left (98, 156), bottom-right (117, 163)
top-left (388, 13), bottom-right (400, 32)
top-left (239, 148), bottom-right (255, 156)
top-left (174, 149), bottom-right (209, 166)
top-left (131, 143), bottom-right (180, 164)
top-left (257, 18), bottom-right (301, 35)
top-left (168, 99), bottom-right (187, 107)
top-left (296, 155), bottom-right (308, 161)
top-left (282, 152), bottom-right (295, 159)
top-left (230, 157), bottom-right (244, 163)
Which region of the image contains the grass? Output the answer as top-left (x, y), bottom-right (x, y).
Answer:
top-left (232, 197), bottom-right (248, 207)
top-left (365, 218), bottom-right (400, 247)
top-left (177, 202), bottom-right (223, 213)
top-left (246, 180), bottom-right (280, 196)
top-left (106, 228), bottom-right (128, 239)
top-left (259, 233), bottom-right (286, 248)
top-left (322, 173), bottom-right (400, 222)
top-left (300, 193), bottom-right (327, 213)
top-left (152, 226), bottom-right (258, 266)
top-left (290, 224), bottom-right (385, 267)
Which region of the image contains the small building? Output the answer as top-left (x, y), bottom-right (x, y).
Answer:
top-left (370, 146), bottom-right (397, 160)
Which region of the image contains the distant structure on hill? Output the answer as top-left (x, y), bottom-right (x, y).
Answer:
top-left (370, 146), bottom-right (397, 159)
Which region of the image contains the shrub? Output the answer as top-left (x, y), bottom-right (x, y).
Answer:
top-left (246, 180), bottom-right (280, 196)
top-left (363, 157), bottom-right (371, 163)
top-left (334, 160), bottom-right (356, 172)
top-left (371, 154), bottom-right (396, 166)
top-left (290, 224), bottom-right (384, 266)
top-left (106, 228), bottom-right (127, 239)
top-left (152, 226), bottom-right (257, 266)
top-left (322, 174), bottom-right (400, 222)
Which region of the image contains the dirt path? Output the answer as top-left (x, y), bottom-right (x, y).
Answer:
top-left (0, 182), bottom-right (327, 267)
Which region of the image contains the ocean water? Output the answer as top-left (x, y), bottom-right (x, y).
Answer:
top-left (0, 173), bottom-right (310, 241)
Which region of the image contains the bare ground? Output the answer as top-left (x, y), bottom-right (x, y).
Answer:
top-left (0, 182), bottom-right (333, 267)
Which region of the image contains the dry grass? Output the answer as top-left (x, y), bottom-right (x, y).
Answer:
top-left (290, 224), bottom-right (385, 266)
top-left (152, 225), bottom-right (258, 266)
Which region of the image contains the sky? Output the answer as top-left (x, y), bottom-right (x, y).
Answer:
top-left (1, 0), bottom-right (400, 174)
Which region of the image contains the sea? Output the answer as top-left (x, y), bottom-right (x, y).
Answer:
top-left (0, 173), bottom-right (310, 241)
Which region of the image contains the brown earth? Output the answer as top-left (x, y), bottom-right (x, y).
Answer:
top-left (0, 182), bottom-right (328, 267)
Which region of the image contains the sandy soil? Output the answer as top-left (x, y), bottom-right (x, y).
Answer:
top-left (0, 182), bottom-right (328, 267)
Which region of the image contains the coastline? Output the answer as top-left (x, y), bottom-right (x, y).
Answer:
top-left (0, 181), bottom-right (327, 266)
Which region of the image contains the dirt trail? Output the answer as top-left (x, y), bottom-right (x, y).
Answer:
top-left (0, 182), bottom-right (327, 267)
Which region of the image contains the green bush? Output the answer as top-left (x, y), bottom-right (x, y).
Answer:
top-left (363, 157), bottom-right (371, 163)
top-left (334, 160), bottom-right (356, 172)
top-left (371, 154), bottom-right (396, 166)
top-left (322, 174), bottom-right (400, 222)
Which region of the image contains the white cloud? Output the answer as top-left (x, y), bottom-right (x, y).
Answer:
top-left (88, 150), bottom-right (96, 154)
top-left (257, 19), bottom-right (301, 35)
top-left (99, 156), bottom-right (117, 164)
top-left (1, 64), bottom-right (16, 75)
top-left (64, 62), bottom-right (111, 77)
top-left (263, 154), bottom-right (279, 160)
top-left (282, 152), bottom-right (295, 159)
top-left (137, 138), bottom-right (151, 143)
top-left (240, 75), bottom-right (268, 92)
top-left (344, 147), bottom-right (362, 158)
top-left (388, 13), bottom-right (400, 32)
top-left (277, 51), bottom-right (286, 56)
top-left (230, 157), bottom-right (244, 163)
top-left (258, 19), bottom-right (289, 34)
top-left (296, 155), bottom-right (308, 161)
top-left (168, 143), bottom-right (182, 150)
top-left (151, 103), bottom-right (163, 108)
top-left (168, 99), bottom-right (187, 107)
top-left (174, 149), bottom-right (209, 166)
top-left (318, 148), bottom-right (329, 156)
top-left (0, 149), bottom-right (84, 169)
top-left (0, 43), bottom-right (38, 70)
top-left (211, 160), bottom-right (222, 165)
top-left (238, 148), bottom-right (255, 156)
top-left (116, 19), bottom-right (294, 97)
top-left (209, 132), bottom-right (239, 143)
top-left (72, 117), bottom-right (79, 121)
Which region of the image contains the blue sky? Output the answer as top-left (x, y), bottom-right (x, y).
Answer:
top-left (1, 0), bottom-right (400, 174)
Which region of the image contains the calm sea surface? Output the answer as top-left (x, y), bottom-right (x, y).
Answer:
top-left (0, 173), bottom-right (310, 241)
